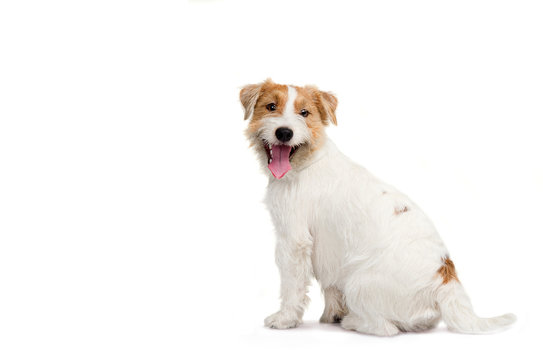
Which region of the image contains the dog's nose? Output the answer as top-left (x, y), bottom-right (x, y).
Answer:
top-left (275, 127), bottom-right (293, 142)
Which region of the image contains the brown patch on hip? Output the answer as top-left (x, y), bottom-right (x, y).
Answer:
top-left (394, 206), bottom-right (409, 215)
top-left (437, 256), bottom-right (459, 284)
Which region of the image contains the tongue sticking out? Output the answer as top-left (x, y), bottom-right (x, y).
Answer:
top-left (268, 145), bottom-right (292, 179)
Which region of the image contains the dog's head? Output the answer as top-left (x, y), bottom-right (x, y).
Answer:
top-left (240, 79), bottom-right (337, 179)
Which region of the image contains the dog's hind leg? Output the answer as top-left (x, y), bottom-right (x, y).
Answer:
top-left (340, 274), bottom-right (400, 336)
top-left (320, 286), bottom-right (348, 323)
top-left (341, 310), bottom-right (400, 337)
top-left (394, 307), bottom-right (441, 332)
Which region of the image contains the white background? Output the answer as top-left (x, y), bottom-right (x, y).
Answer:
top-left (1, 0), bottom-right (542, 359)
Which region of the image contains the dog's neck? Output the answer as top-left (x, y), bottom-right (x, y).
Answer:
top-left (268, 135), bottom-right (337, 182)
top-left (298, 137), bottom-right (334, 171)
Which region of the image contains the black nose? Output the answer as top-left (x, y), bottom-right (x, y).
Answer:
top-left (275, 127), bottom-right (293, 142)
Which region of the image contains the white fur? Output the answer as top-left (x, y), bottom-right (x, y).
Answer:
top-left (254, 95), bottom-right (515, 335)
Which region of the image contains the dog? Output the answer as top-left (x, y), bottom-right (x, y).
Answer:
top-left (240, 79), bottom-right (515, 336)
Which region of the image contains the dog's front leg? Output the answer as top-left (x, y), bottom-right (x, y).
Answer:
top-left (264, 232), bottom-right (313, 329)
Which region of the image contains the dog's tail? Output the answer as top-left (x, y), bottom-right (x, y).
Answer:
top-left (436, 276), bottom-right (516, 334)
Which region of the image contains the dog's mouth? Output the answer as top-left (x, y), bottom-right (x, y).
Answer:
top-left (263, 141), bottom-right (301, 179)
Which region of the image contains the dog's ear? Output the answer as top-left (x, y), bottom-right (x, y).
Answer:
top-left (304, 85), bottom-right (338, 126)
top-left (240, 83), bottom-right (263, 120)
top-left (318, 90), bottom-right (338, 126)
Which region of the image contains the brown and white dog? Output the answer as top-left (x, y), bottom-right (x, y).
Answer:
top-left (240, 79), bottom-right (515, 336)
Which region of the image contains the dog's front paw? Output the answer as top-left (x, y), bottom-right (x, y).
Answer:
top-left (264, 311), bottom-right (300, 329)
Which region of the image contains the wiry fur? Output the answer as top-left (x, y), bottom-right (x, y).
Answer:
top-left (241, 80), bottom-right (515, 336)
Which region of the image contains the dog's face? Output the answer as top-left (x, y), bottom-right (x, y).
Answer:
top-left (240, 79), bottom-right (337, 179)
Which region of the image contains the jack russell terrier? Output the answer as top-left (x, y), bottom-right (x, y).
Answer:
top-left (240, 79), bottom-right (515, 336)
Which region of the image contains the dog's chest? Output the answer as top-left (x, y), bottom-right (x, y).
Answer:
top-left (265, 177), bottom-right (316, 225)
top-left (266, 174), bottom-right (346, 286)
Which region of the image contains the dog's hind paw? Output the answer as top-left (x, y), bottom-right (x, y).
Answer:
top-left (264, 311), bottom-right (301, 329)
top-left (319, 312), bottom-right (344, 323)
top-left (341, 313), bottom-right (400, 336)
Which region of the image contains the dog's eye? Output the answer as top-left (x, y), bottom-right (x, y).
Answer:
top-left (300, 109), bottom-right (309, 117)
top-left (266, 103), bottom-right (277, 111)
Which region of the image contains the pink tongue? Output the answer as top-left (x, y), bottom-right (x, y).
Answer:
top-left (268, 145), bottom-right (292, 179)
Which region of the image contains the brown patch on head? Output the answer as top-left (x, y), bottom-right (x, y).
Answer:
top-left (293, 86), bottom-right (326, 150)
top-left (252, 81), bottom-right (288, 121)
top-left (292, 85), bottom-right (338, 154)
top-left (295, 85), bottom-right (338, 125)
top-left (394, 205), bottom-right (409, 215)
top-left (240, 79), bottom-right (289, 140)
top-left (437, 256), bottom-right (459, 284)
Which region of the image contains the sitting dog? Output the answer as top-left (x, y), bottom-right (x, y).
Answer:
top-left (240, 79), bottom-right (515, 336)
